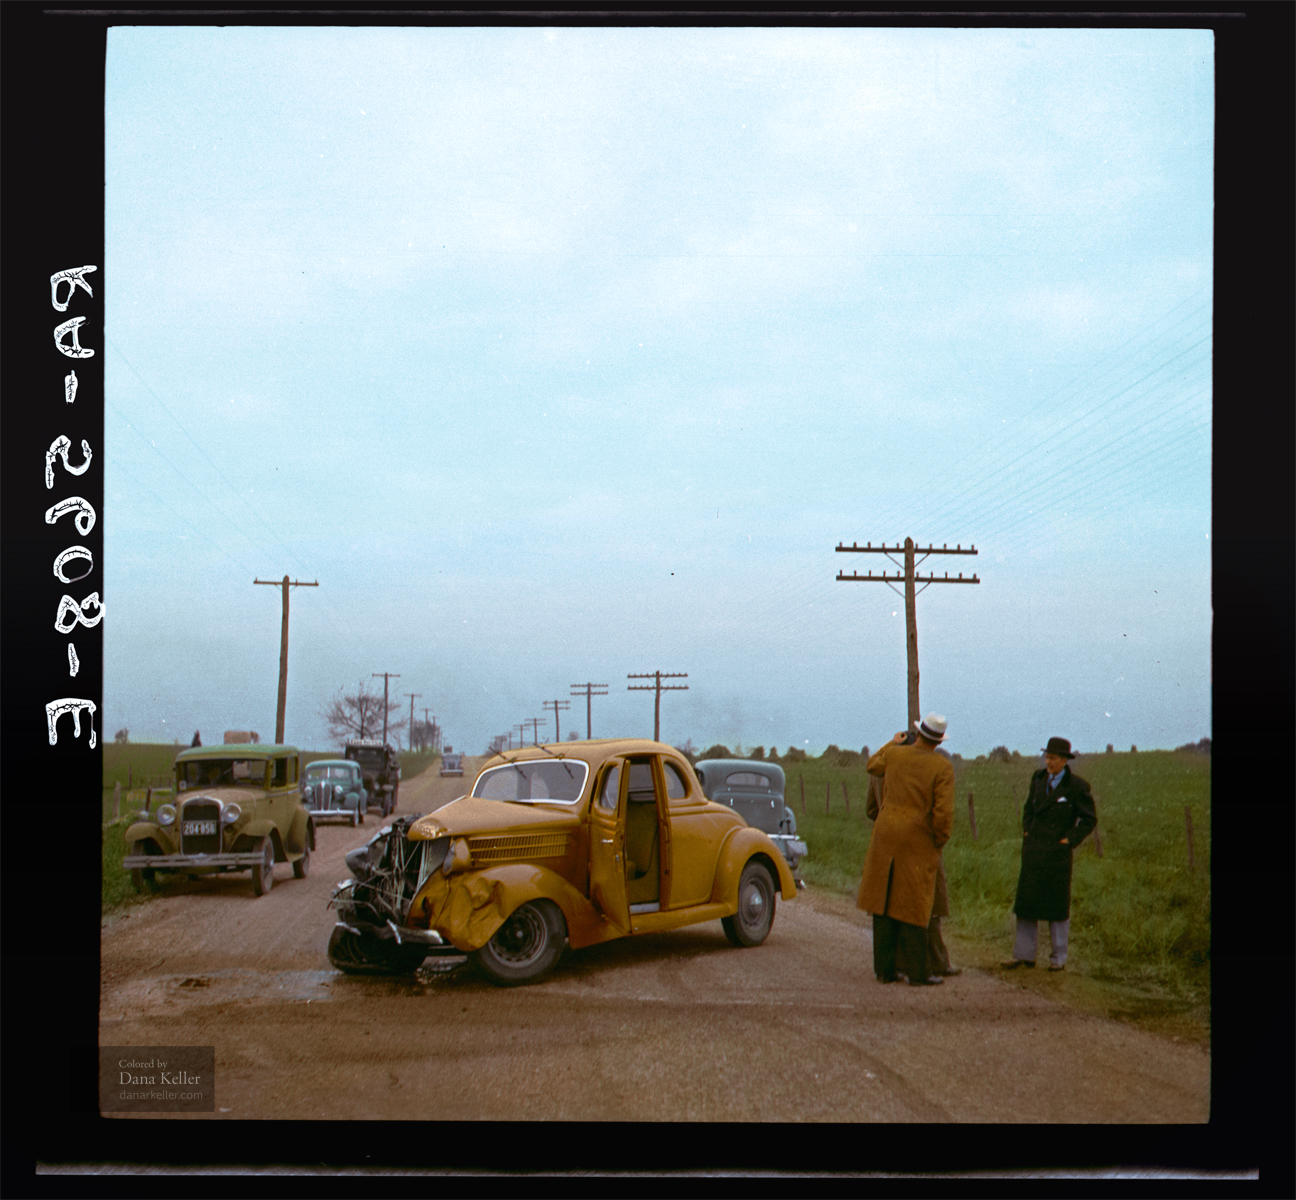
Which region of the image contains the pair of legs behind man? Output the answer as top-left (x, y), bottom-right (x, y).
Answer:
top-left (872, 912), bottom-right (951, 986)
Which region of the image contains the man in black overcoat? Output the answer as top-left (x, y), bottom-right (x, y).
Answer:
top-left (1001, 736), bottom-right (1097, 972)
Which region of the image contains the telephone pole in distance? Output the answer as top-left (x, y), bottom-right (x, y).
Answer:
top-left (523, 716), bottom-right (546, 746)
top-left (835, 538), bottom-right (979, 730)
top-left (570, 682), bottom-right (609, 740)
top-left (372, 672), bottom-right (400, 745)
top-left (628, 671), bottom-right (688, 742)
top-left (543, 698), bottom-right (571, 743)
top-left (253, 575), bottom-right (318, 744)
top-left (405, 693), bottom-right (421, 752)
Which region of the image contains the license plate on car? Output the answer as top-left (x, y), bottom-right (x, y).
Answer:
top-left (183, 820), bottom-right (218, 835)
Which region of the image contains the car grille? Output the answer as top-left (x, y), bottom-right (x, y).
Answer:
top-left (467, 832), bottom-right (570, 865)
top-left (180, 799), bottom-right (223, 855)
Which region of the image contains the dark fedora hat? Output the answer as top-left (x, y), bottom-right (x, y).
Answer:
top-left (1041, 736), bottom-right (1075, 759)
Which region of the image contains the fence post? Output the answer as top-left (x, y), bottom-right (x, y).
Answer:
top-left (825, 781), bottom-right (830, 814)
top-left (799, 775), bottom-right (805, 814)
top-left (146, 785), bottom-right (153, 815)
top-left (842, 781), bottom-right (849, 814)
top-left (967, 791), bottom-right (978, 841)
top-left (113, 782), bottom-right (121, 821)
top-left (1184, 805), bottom-right (1195, 869)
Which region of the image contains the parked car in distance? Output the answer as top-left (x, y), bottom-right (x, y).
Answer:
top-left (302, 759), bottom-right (368, 826)
top-left (122, 744), bottom-right (314, 896)
top-left (439, 752), bottom-right (464, 777)
top-left (693, 759), bottom-right (807, 885)
top-left (326, 738), bottom-right (799, 985)
top-left (345, 739), bottom-right (401, 817)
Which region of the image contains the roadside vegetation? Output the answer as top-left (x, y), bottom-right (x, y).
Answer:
top-left (755, 745), bottom-right (1210, 1027)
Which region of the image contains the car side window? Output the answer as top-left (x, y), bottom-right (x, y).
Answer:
top-left (273, 757), bottom-right (288, 786)
top-left (662, 760), bottom-right (690, 804)
top-left (597, 765), bottom-right (620, 811)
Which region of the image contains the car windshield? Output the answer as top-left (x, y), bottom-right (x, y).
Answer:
top-left (305, 765), bottom-right (353, 782)
top-left (178, 758), bottom-right (267, 789)
top-left (471, 759), bottom-right (590, 805)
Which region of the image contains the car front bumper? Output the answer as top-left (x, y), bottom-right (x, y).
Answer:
top-left (122, 851), bottom-right (268, 870)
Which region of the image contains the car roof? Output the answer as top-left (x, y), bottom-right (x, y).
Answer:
top-left (303, 758), bottom-right (356, 768)
top-left (480, 738), bottom-right (690, 772)
top-left (175, 744), bottom-right (299, 762)
top-left (694, 758), bottom-right (786, 783)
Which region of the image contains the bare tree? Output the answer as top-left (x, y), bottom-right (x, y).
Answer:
top-left (323, 680), bottom-right (406, 746)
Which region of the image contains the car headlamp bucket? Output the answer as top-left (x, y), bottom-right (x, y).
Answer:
top-left (156, 804), bottom-right (177, 826)
top-left (334, 785), bottom-right (344, 798)
top-left (443, 838), bottom-right (472, 875)
top-left (222, 803), bottom-right (242, 824)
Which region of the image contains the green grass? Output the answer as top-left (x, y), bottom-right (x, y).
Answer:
top-left (785, 750), bottom-right (1210, 999)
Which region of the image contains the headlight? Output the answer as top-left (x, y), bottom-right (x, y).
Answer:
top-left (442, 838), bottom-right (472, 875)
top-left (334, 784), bottom-right (344, 798)
top-left (157, 804), bottom-right (176, 826)
top-left (222, 803), bottom-right (242, 824)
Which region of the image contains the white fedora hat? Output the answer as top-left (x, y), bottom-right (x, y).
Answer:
top-left (913, 712), bottom-right (948, 742)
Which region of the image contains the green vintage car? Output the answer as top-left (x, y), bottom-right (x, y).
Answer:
top-left (122, 744), bottom-right (315, 896)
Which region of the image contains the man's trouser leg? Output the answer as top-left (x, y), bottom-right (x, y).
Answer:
top-left (926, 915), bottom-right (951, 974)
top-left (872, 913), bottom-right (899, 980)
top-left (897, 920), bottom-right (929, 983)
top-left (1013, 917), bottom-right (1039, 963)
top-left (1049, 919), bottom-right (1070, 967)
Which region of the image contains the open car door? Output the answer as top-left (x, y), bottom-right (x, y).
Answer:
top-left (587, 760), bottom-right (630, 933)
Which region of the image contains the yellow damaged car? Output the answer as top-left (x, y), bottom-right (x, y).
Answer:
top-left (326, 738), bottom-right (798, 985)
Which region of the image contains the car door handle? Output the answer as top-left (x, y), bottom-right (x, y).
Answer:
top-left (600, 838), bottom-right (615, 844)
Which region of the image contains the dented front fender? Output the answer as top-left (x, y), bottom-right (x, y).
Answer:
top-left (409, 863), bottom-right (597, 952)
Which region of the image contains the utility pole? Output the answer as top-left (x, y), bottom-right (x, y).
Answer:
top-left (512, 724), bottom-right (526, 750)
top-left (253, 575), bottom-right (318, 743)
top-left (372, 672), bottom-right (400, 745)
top-left (628, 671), bottom-right (688, 742)
top-left (835, 539), bottom-right (979, 729)
top-left (523, 717), bottom-right (546, 746)
top-left (405, 694), bottom-right (421, 751)
top-left (570, 683), bottom-right (609, 739)
top-left (543, 698), bottom-right (571, 742)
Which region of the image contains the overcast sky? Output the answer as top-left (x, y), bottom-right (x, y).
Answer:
top-left (104, 25), bottom-right (1212, 758)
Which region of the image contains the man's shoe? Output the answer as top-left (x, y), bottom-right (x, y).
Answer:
top-left (937, 967), bottom-right (963, 977)
top-left (1048, 963), bottom-right (1066, 972)
top-left (1000, 959), bottom-right (1035, 969)
top-left (909, 974), bottom-right (945, 986)
top-left (876, 975), bottom-right (900, 984)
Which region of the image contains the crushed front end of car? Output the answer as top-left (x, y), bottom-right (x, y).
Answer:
top-left (326, 815), bottom-right (468, 974)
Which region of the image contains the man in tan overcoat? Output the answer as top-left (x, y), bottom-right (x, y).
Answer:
top-left (858, 713), bottom-right (955, 986)
top-left (866, 736), bottom-right (961, 978)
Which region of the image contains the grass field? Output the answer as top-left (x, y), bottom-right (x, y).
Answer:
top-left (783, 749), bottom-right (1210, 1004)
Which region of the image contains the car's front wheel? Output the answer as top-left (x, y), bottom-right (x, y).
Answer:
top-left (474, 900), bottom-right (567, 987)
top-left (129, 841), bottom-right (159, 893)
top-left (251, 837), bottom-right (275, 896)
top-left (722, 860), bottom-right (777, 947)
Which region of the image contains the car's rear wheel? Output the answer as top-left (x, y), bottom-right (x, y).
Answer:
top-left (722, 860), bottom-right (776, 947)
top-left (129, 841), bottom-right (159, 893)
top-left (327, 926), bottom-right (427, 975)
top-left (292, 839), bottom-right (310, 879)
top-left (251, 837), bottom-right (275, 896)
top-left (474, 900), bottom-right (567, 987)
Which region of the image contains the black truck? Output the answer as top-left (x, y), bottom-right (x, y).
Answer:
top-left (344, 739), bottom-right (401, 818)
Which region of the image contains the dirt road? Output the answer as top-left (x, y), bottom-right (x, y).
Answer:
top-left (99, 760), bottom-right (1208, 1123)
